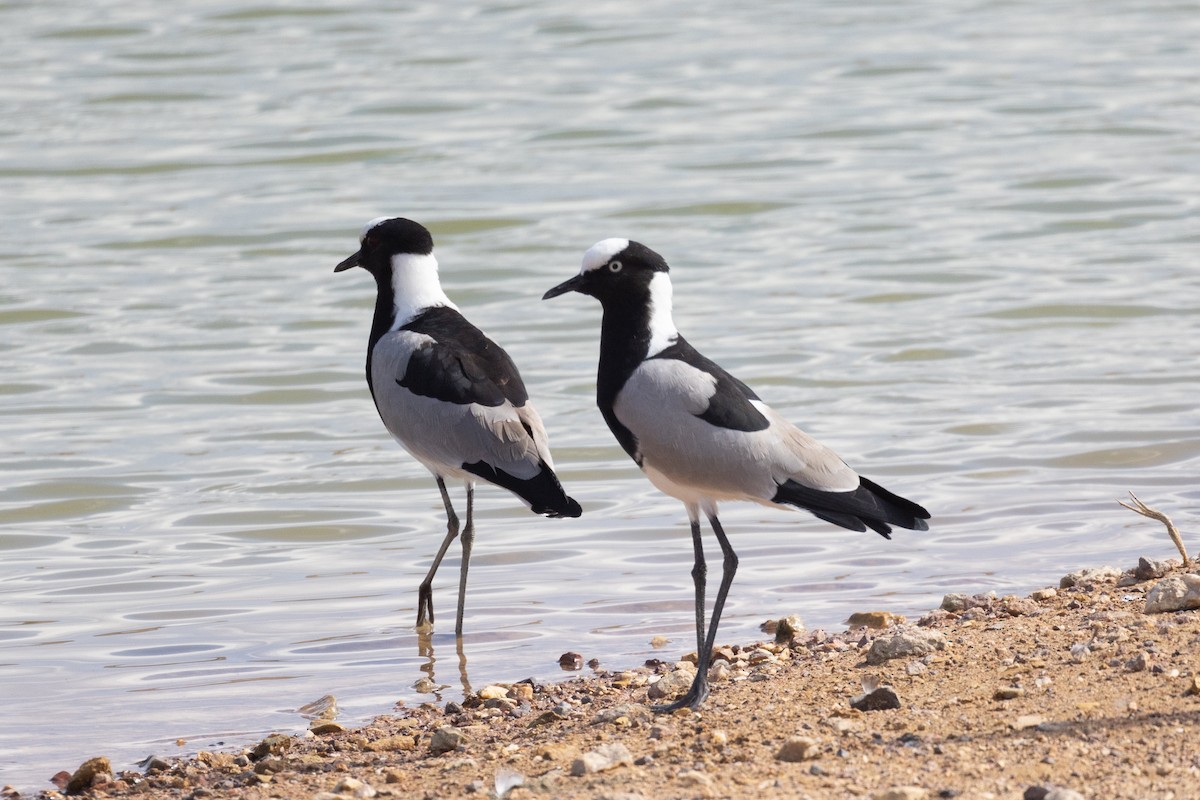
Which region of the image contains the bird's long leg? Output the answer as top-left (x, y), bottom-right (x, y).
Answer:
top-left (417, 477), bottom-right (460, 629)
top-left (454, 482), bottom-right (475, 637)
top-left (653, 508), bottom-right (708, 713)
top-left (701, 512), bottom-right (738, 665)
top-left (654, 511), bottom-right (738, 713)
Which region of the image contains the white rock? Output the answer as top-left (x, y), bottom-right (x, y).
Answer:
top-left (570, 743), bottom-right (633, 776)
top-left (775, 736), bottom-right (820, 762)
top-left (332, 777), bottom-right (377, 798)
top-left (1059, 566), bottom-right (1120, 588)
top-left (1144, 573), bottom-right (1200, 613)
top-left (647, 668), bottom-right (695, 700)
top-left (874, 788), bottom-right (928, 800)
top-left (866, 629), bottom-right (946, 665)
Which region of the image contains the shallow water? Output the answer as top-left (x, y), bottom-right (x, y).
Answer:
top-left (3, 0), bottom-right (1199, 789)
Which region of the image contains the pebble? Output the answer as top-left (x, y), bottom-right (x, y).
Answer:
top-left (1125, 651), bottom-right (1152, 672)
top-left (1024, 787), bottom-right (1085, 800)
top-left (1059, 566), bottom-right (1120, 588)
top-left (647, 667), bottom-right (695, 700)
top-left (851, 685), bottom-right (902, 711)
top-left (1144, 573), bottom-right (1200, 613)
top-left (250, 734), bottom-right (292, 761)
top-left (776, 735), bottom-right (821, 762)
top-left (333, 777), bottom-right (377, 799)
top-left (1134, 556), bottom-right (1170, 581)
top-left (866, 629), bottom-right (947, 665)
top-left (847, 611), bottom-right (905, 629)
top-left (1011, 714), bottom-right (1046, 731)
top-left (66, 756), bottom-right (112, 794)
top-left (309, 720), bottom-right (347, 735)
top-left (676, 769), bottom-right (713, 788)
top-left (558, 652), bottom-right (584, 670)
top-left (993, 686), bottom-right (1024, 700)
top-left (570, 742), bottom-right (633, 776)
top-left (874, 788), bottom-right (929, 800)
top-left (1030, 588), bottom-right (1057, 601)
top-left (477, 685), bottom-right (509, 700)
top-left (429, 726), bottom-right (468, 755)
top-left (708, 661), bottom-right (733, 682)
top-left (591, 703), bottom-right (653, 726)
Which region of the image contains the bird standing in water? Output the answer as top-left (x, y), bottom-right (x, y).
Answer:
top-left (336, 217), bottom-right (581, 635)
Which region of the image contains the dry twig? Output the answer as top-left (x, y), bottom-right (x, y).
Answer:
top-left (1119, 492), bottom-right (1189, 566)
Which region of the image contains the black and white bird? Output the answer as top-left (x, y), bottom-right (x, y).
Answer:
top-left (544, 238), bottom-right (929, 710)
top-left (336, 217), bottom-right (581, 635)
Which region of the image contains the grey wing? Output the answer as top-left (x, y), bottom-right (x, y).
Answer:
top-left (371, 331), bottom-right (546, 479)
top-left (613, 359), bottom-right (860, 500)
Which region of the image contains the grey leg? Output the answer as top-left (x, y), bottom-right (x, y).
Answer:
top-left (454, 483), bottom-right (475, 636)
top-left (417, 477), bottom-right (460, 629)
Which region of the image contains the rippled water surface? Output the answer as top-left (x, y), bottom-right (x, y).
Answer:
top-left (4, 0), bottom-right (1199, 789)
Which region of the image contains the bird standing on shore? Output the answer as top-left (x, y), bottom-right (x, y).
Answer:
top-left (336, 217), bottom-right (581, 635)
top-left (544, 238), bottom-right (929, 710)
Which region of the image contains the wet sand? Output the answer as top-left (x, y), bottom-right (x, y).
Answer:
top-left (20, 556), bottom-right (1200, 800)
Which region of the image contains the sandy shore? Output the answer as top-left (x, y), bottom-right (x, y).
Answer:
top-left (17, 555), bottom-right (1200, 800)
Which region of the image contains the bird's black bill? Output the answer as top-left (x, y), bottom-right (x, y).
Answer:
top-left (542, 274), bottom-right (584, 300)
top-left (334, 250), bottom-right (361, 273)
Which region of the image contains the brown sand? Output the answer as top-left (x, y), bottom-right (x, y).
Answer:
top-left (21, 559), bottom-right (1200, 800)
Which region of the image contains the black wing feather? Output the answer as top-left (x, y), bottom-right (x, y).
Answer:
top-left (652, 337), bottom-right (769, 432)
top-left (398, 306), bottom-right (529, 408)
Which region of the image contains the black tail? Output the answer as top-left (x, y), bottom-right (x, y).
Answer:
top-left (462, 459), bottom-right (582, 518)
top-left (771, 476), bottom-right (929, 539)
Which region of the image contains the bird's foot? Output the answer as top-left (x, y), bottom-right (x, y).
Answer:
top-left (416, 586), bottom-right (435, 631)
top-left (650, 680), bottom-right (710, 714)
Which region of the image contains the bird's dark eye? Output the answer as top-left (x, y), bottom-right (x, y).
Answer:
top-left (608, 260), bottom-right (623, 273)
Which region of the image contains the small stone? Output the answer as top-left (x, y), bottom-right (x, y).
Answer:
top-left (677, 769), bottom-right (713, 788)
top-left (647, 668), bottom-right (695, 700)
top-left (649, 635), bottom-right (670, 648)
top-left (249, 734), bottom-right (291, 761)
top-left (365, 735), bottom-right (417, 752)
top-left (298, 694), bottom-right (339, 720)
top-left (591, 704), bottom-right (653, 726)
top-left (309, 720), bottom-right (347, 735)
top-left (508, 682), bottom-right (534, 702)
top-left (429, 726), bottom-right (468, 755)
top-left (708, 661), bottom-right (733, 683)
top-left (535, 743), bottom-right (575, 761)
top-left (851, 685), bottom-right (902, 711)
top-left (866, 629), bottom-right (946, 665)
top-left (413, 677), bottom-right (438, 693)
top-left (874, 788), bottom-right (928, 800)
top-left (940, 593), bottom-right (968, 612)
top-left (994, 686), bottom-right (1025, 700)
top-left (1135, 557), bottom-right (1170, 581)
top-left (776, 736), bottom-right (820, 762)
top-left (478, 685), bottom-right (509, 700)
top-left (847, 611), bottom-right (905, 630)
top-left (773, 614), bottom-right (806, 642)
top-left (66, 757), bottom-right (112, 794)
top-left (1125, 651), bottom-right (1152, 672)
top-left (332, 777), bottom-right (377, 798)
top-left (1059, 566), bottom-right (1120, 588)
top-left (1186, 674), bottom-right (1200, 696)
top-left (1144, 574), bottom-right (1200, 613)
top-left (1011, 714), bottom-right (1046, 731)
top-left (558, 652), bottom-right (583, 670)
top-left (1030, 588), bottom-right (1057, 601)
top-left (570, 742), bottom-right (633, 776)
top-left (999, 596), bottom-right (1038, 616)
top-left (140, 755), bottom-right (171, 773)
